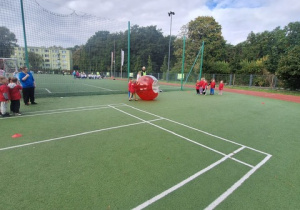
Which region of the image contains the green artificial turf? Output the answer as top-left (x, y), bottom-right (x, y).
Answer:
top-left (0, 90), bottom-right (299, 209)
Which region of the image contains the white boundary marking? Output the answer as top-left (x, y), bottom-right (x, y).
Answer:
top-left (109, 105), bottom-right (253, 168)
top-left (0, 103), bottom-right (126, 120)
top-left (204, 154), bottom-right (272, 210)
top-left (83, 83), bottom-right (119, 91)
top-left (124, 104), bottom-right (271, 156)
top-left (0, 118), bottom-right (162, 152)
top-left (45, 88), bottom-right (51, 93)
top-left (1, 103), bottom-right (272, 209)
top-left (133, 146), bottom-right (246, 210)
top-left (117, 104), bottom-right (272, 209)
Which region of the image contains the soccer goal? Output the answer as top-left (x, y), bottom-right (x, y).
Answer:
top-left (0, 58), bottom-right (19, 77)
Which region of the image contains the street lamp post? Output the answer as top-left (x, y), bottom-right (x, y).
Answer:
top-left (167, 11), bottom-right (175, 82)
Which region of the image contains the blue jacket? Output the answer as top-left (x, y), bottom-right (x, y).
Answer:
top-left (19, 72), bottom-right (35, 88)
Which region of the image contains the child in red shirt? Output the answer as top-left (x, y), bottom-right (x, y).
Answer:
top-left (199, 78), bottom-right (204, 94)
top-left (8, 77), bottom-right (22, 115)
top-left (202, 79), bottom-right (208, 95)
top-left (0, 76), bottom-right (10, 117)
top-left (129, 79), bottom-right (138, 101)
top-left (218, 80), bottom-right (224, 95)
top-left (210, 79), bottom-right (216, 95)
top-left (195, 80), bottom-right (200, 94)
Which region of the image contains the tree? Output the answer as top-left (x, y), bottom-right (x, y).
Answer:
top-left (134, 56), bottom-right (142, 72)
top-left (147, 55), bottom-right (153, 73)
top-left (0, 26), bottom-right (18, 58)
top-left (160, 55), bottom-right (168, 73)
top-left (28, 52), bottom-right (43, 70)
top-left (173, 16), bottom-right (227, 76)
top-left (277, 45), bottom-right (300, 89)
top-left (130, 25), bottom-right (167, 73)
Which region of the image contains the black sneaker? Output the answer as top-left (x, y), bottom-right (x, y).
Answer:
top-left (31, 102), bottom-right (37, 105)
top-left (2, 113), bottom-right (11, 117)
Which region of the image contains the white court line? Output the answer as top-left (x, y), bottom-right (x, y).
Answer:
top-left (117, 105), bottom-right (272, 209)
top-left (0, 107), bottom-right (110, 119)
top-left (133, 146), bottom-right (246, 210)
top-left (231, 157), bottom-right (254, 168)
top-left (124, 104), bottom-right (271, 156)
top-left (0, 119), bottom-right (162, 152)
top-left (45, 88), bottom-right (51, 93)
top-left (25, 103), bottom-right (126, 114)
top-left (109, 105), bottom-right (227, 156)
top-left (204, 154), bottom-right (272, 210)
top-left (83, 83), bottom-right (119, 91)
top-left (109, 106), bottom-right (252, 168)
top-left (0, 104), bottom-right (127, 120)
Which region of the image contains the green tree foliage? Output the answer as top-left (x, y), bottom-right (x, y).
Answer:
top-left (277, 45), bottom-right (300, 89)
top-left (211, 61), bottom-right (231, 74)
top-left (160, 55), bottom-right (168, 73)
top-left (130, 25), bottom-right (168, 73)
top-left (67, 20), bottom-right (300, 89)
top-left (72, 25), bottom-right (169, 74)
top-left (134, 56), bottom-right (142, 72)
top-left (147, 55), bottom-right (153, 73)
top-left (233, 22), bottom-right (300, 75)
top-left (0, 26), bottom-right (18, 58)
top-left (239, 57), bottom-right (267, 74)
top-left (28, 51), bottom-right (43, 70)
top-left (173, 16), bottom-right (227, 75)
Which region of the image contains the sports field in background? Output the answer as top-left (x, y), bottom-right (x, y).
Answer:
top-left (0, 87), bottom-right (299, 209)
top-left (31, 74), bottom-right (184, 98)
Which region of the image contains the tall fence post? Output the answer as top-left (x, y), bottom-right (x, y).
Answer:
top-left (274, 76), bottom-right (278, 88)
top-left (249, 74), bottom-right (253, 87)
top-left (229, 74), bottom-right (232, 86)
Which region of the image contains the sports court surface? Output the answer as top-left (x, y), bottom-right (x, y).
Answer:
top-left (1, 90), bottom-right (299, 209)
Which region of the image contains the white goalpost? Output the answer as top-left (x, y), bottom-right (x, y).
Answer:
top-left (0, 58), bottom-right (19, 77)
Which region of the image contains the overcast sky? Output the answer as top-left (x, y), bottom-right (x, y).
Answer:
top-left (37, 0), bottom-right (300, 45)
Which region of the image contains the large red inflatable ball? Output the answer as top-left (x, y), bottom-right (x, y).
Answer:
top-left (136, 75), bottom-right (159, 100)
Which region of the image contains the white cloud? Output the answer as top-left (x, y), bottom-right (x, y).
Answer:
top-left (2, 0), bottom-right (299, 46)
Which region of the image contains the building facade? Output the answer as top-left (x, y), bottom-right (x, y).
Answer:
top-left (13, 46), bottom-right (72, 71)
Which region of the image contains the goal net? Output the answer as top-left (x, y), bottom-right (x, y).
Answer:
top-left (0, 0), bottom-right (129, 97)
top-left (0, 58), bottom-right (18, 76)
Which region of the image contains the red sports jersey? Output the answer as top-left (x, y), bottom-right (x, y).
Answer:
top-left (128, 81), bottom-right (131, 91)
top-left (202, 81), bottom-right (208, 89)
top-left (210, 82), bottom-right (216, 88)
top-left (130, 82), bottom-right (136, 93)
top-left (199, 80), bottom-right (204, 87)
top-left (196, 81), bottom-right (200, 90)
top-left (0, 84), bottom-right (10, 101)
top-left (219, 83), bottom-right (224, 90)
top-left (9, 84), bottom-right (22, 100)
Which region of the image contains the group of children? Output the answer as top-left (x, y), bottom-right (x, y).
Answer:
top-left (0, 76), bottom-right (23, 117)
top-left (196, 78), bottom-right (224, 95)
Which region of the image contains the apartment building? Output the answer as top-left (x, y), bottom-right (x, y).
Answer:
top-left (13, 46), bottom-right (72, 70)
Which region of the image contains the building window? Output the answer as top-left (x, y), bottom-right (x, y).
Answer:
top-left (45, 59), bottom-right (50, 62)
top-left (44, 49), bottom-right (49, 52)
top-left (44, 54), bottom-right (49, 58)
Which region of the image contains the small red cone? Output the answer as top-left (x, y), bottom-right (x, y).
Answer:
top-left (12, 133), bottom-right (22, 138)
top-left (261, 102), bottom-right (265, 104)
